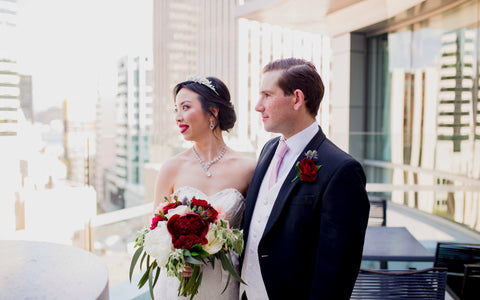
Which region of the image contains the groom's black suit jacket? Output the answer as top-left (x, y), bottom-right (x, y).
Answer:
top-left (242, 126), bottom-right (370, 299)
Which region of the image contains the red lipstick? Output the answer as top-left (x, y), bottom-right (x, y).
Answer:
top-left (179, 124), bottom-right (189, 133)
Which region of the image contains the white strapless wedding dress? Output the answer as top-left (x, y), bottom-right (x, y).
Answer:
top-left (154, 186), bottom-right (245, 300)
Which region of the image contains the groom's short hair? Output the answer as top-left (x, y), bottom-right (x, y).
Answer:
top-left (263, 58), bottom-right (324, 117)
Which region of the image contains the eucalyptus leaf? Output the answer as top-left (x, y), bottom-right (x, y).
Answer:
top-left (138, 267), bottom-right (150, 289)
top-left (221, 272), bottom-right (231, 294)
top-left (219, 251), bottom-right (246, 284)
top-left (153, 266), bottom-right (160, 287)
top-left (148, 262), bottom-right (156, 300)
top-left (129, 246), bottom-right (143, 282)
top-left (190, 268), bottom-right (203, 299)
top-left (139, 252), bottom-right (147, 270)
top-left (185, 255), bottom-right (203, 265)
top-left (183, 265), bottom-right (199, 292)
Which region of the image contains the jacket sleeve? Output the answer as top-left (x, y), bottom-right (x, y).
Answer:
top-left (309, 160), bottom-right (370, 300)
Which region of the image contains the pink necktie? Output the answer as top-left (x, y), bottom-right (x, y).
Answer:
top-left (269, 140), bottom-right (289, 189)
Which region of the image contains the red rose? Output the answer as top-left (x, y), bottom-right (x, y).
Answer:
top-left (173, 233), bottom-right (205, 250)
top-left (150, 214), bottom-right (163, 230)
top-left (299, 158), bottom-right (318, 182)
top-left (191, 198), bottom-right (210, 208)
top-left (167, 213), bottom-right (209, 249)
top-left (162, 202), bottom-right (178, 214)
top-left (203, 207), bottom-right (219, 223)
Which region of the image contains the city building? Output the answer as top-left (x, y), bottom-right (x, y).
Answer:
top-left (63, 99), bottom-right (95, 186)
top-left (112, 55), bottom-right (153, 208)
top-left (236, 18), bottom-right (331, 153)
top-left (19, 74), bottom-right (33, 122)
top-left (147, 0), bottom-right (331, 204)
top-left (94, 95), bottom-right (116, 212)
top-left (0, 0), bottom-right (20, 137)
top-left (151, 0), bottom-right (201, 165)
top-left (148, 0), bottom-right (239, 203)
top-left (0, 0), bottom-right (20, 235)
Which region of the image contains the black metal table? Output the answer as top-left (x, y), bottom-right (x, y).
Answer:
top-left (362, 226), bottom-right (435, 268)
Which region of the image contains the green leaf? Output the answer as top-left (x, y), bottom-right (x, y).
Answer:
top-left (153, 266), bottom-right (160, 287)
top-left (211, 257), bottom-right (215, 269)
top-left (139, 252), bottom-right (147, 270)
top-left (221, 272), bottom-right (231, 294)
top-left (190, 245), bottom-right (210, 258)
top-left (190, 244), bottom-right (201, 251)
top-left (185, 255), bottom-right (203, 265)
top-left (148, 261), bottom-right (157, 300)
top-left (218, 251), bottom-right (246, 284)
top-left (291, 174), bottom-right (300, 183)
top-left (183, 265), bottom-right (199, 292)
top-left (190, 244), bottom-right (205, 254)
top-left (137, 267), bottom-right (150, 289)
top-left (190, 268), bottom-right (203, 299)
top-left (129, 246), bottom-right (144, 282)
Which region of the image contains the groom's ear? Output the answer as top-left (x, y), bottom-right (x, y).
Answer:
top-left (292, 89), bottom-right (305, 111)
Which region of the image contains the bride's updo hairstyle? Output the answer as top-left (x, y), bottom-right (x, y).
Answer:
top-left (173, 76), bottom-right (236, 132)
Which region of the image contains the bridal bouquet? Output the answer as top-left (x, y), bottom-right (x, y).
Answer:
top-left (129, 196), bottom-right (245, 299)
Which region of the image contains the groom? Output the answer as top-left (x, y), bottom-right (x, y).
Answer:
top-left (240, 58), bottom-right (370, 299)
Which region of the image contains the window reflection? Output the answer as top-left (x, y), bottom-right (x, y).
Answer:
top-left (366, 0), bottom-right (480, 228)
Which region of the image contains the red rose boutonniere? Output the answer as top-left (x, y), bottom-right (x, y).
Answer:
top-left (292, 150), bottom-right (322, 182)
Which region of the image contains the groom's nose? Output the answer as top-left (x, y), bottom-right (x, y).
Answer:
top-left (255, 98), bottom-right (264, 113)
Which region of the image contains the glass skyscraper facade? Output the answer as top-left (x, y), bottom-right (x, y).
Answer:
top-left (363, 0), bottom-right (480, 230)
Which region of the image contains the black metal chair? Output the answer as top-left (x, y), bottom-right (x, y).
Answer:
top-left (434, 242), bottom-right (480, 299)
top-left (351, 267), bottom-right (447, 299)
top-left (461, 264), bottom-right (480, 300)
top-left (368, 196), bottom-right (387, 226)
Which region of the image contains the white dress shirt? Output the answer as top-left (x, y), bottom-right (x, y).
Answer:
top-left (240, 121), bottom-right (319, 299)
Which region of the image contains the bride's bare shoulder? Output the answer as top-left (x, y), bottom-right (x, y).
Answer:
top-left (157, 149), bottom-right (192, 178)
top-left (228, 149), bottom-right (257, 172)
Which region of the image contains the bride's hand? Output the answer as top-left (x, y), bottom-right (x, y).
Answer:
top-left (181, 265), bottom-right (193, 278)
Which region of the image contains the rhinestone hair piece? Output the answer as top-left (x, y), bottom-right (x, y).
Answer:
top-left (186, 75), bottom-right (219, 95)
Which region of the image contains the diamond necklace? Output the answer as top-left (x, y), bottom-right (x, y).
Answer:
top-left (192, 144), bottom-right (227, 177)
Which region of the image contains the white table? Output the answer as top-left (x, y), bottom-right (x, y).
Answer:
top-left (0, 240), bottom-right (109, 300)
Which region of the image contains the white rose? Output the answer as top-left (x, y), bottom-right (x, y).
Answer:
top-left (143, 222), bottom-right (173, 267)
top-left (165, 205), bottom-right (191, 219)
top-left (202, 226), bottom-right (225, 255)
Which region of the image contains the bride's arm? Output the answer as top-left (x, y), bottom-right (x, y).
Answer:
top-left (153, 158), bottom-right (177, 211)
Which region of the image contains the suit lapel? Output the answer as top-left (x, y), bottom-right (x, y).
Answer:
top-left (262, 127), bottom-right (326, 238)
top-left (243, 137), bottom-right (280, 236)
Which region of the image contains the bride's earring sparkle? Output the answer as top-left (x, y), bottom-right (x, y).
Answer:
top-left (192, 145), bottom-right (226, 177)
top-left (209, 119), bottom-right (214, 130)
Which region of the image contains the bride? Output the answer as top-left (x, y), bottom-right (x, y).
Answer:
top-left (153, 75), bottom-right (256, 299)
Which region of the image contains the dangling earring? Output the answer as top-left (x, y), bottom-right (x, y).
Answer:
top-left (209, 119), bottom-right (215, 130)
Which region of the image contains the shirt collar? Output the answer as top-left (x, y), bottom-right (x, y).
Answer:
top-left (282, 121), bottom-right (319, 157)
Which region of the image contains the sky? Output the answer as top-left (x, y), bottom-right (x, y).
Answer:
top-left (17, 0), bottom-right (153, 119)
